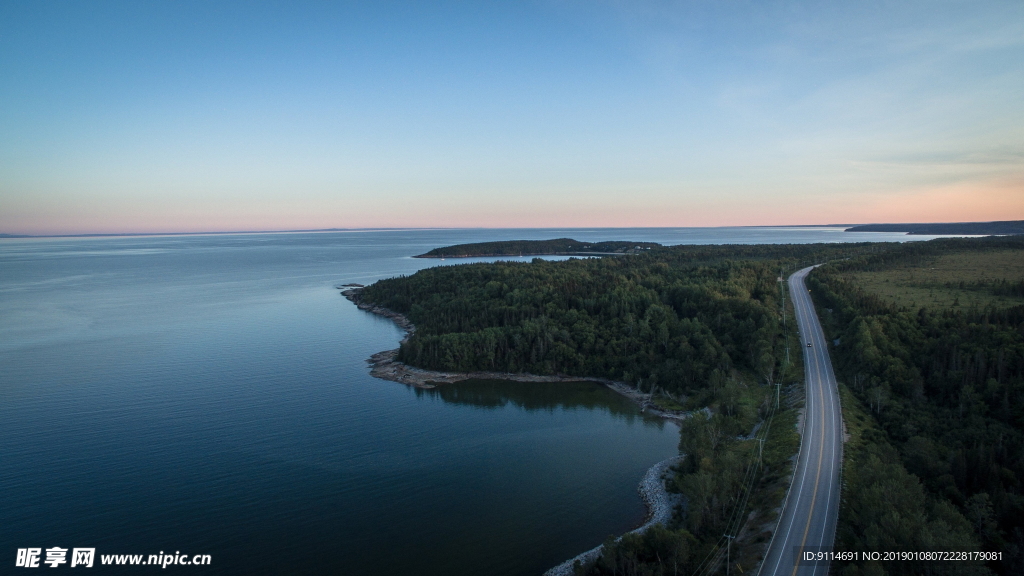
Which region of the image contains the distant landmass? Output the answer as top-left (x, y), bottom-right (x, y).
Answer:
top-left (846, 220), bottom-right (1024, 235)
top-left (415, 238), bottom-right (661, 258)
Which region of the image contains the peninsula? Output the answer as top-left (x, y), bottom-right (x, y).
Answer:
top-left (414, 238), bottom-right (661, 258)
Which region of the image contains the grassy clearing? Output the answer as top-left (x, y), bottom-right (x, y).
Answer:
top-left (843, 249), bottom-right (1024, 310)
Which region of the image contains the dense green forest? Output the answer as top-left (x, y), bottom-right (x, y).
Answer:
top-left (415, 238), bottom-right (661, 258)
top-left (366, 242), bottom-right (870, 399)
top-left (808, 236), bottom-right (1024, 575)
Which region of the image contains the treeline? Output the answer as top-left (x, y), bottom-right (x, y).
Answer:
top-left (808, 236), bottom-right (1024, 575)
top-left (363, 242), bottom-right (869, 400)
top-left (415, 238), bottom-right (661, 258)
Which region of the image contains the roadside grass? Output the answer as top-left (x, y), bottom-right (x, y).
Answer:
top-left (836, 382), bottom-right (877, 461)
top-left (843, 249), bottom-right (1024, 310)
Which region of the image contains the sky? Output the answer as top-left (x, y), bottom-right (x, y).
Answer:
top-left (1, 0), bottom-right (1022, 235)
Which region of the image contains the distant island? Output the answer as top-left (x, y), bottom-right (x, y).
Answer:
top-left (845, 220), bottom-right (1024, 235)
top-left (414, 238), bottom-right (662, 258)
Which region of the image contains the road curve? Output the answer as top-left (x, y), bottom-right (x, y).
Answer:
top-left (757, 266), bottom-right (843, 576)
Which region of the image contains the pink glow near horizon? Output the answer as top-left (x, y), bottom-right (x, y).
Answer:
top-left (4, 178), bottom-right (1022, 236)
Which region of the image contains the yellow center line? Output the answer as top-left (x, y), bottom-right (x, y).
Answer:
top-left (790, 286), bottom-right (827, 576)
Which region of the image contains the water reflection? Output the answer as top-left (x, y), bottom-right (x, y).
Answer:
top-left (417, 379), bottom-right (665, 428)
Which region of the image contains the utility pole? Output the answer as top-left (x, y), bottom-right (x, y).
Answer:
top-left (725, 534), bottom-right (736, 576)
top-left (776, 382), bottom-right (781, 409)
top-left (758, 438), bottom-right (765, 465)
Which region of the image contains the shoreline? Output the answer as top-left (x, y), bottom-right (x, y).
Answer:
top-left (542, 455), bottom-right (685, 576)
top-left (342, 287), bottom-right (692, 421)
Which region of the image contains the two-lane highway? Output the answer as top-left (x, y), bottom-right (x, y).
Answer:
top-left (757, 266), bottom-right (844, 576)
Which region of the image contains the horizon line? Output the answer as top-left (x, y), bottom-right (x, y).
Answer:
top-left (1, 224), bottom-right (868, 239)
top-left (4, 219), bottom-right (1022, 239)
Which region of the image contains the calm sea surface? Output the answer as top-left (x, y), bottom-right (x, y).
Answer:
top-left (1, 228), bottom-right (942, 574)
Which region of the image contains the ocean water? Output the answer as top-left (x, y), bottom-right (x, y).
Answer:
top-left (0, 228), bottom-right (941, 574)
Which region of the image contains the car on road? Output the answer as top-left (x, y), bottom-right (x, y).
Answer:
top-left (807, 342), bottom-right (813, 347)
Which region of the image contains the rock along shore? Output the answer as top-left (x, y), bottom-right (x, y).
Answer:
top-left (342, 285), bottom-right (689, 574)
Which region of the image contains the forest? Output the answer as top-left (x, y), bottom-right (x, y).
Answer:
top-left (808, 235), bottom-right (1024, 575)
top-left (366, 241), bottom-right (874, 399)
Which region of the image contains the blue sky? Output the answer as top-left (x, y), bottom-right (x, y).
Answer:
top-left (1, 0), bottom-right (1022, 234)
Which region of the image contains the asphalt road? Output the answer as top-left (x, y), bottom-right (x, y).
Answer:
top-left (757, 266), bottom-right (843, 576)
